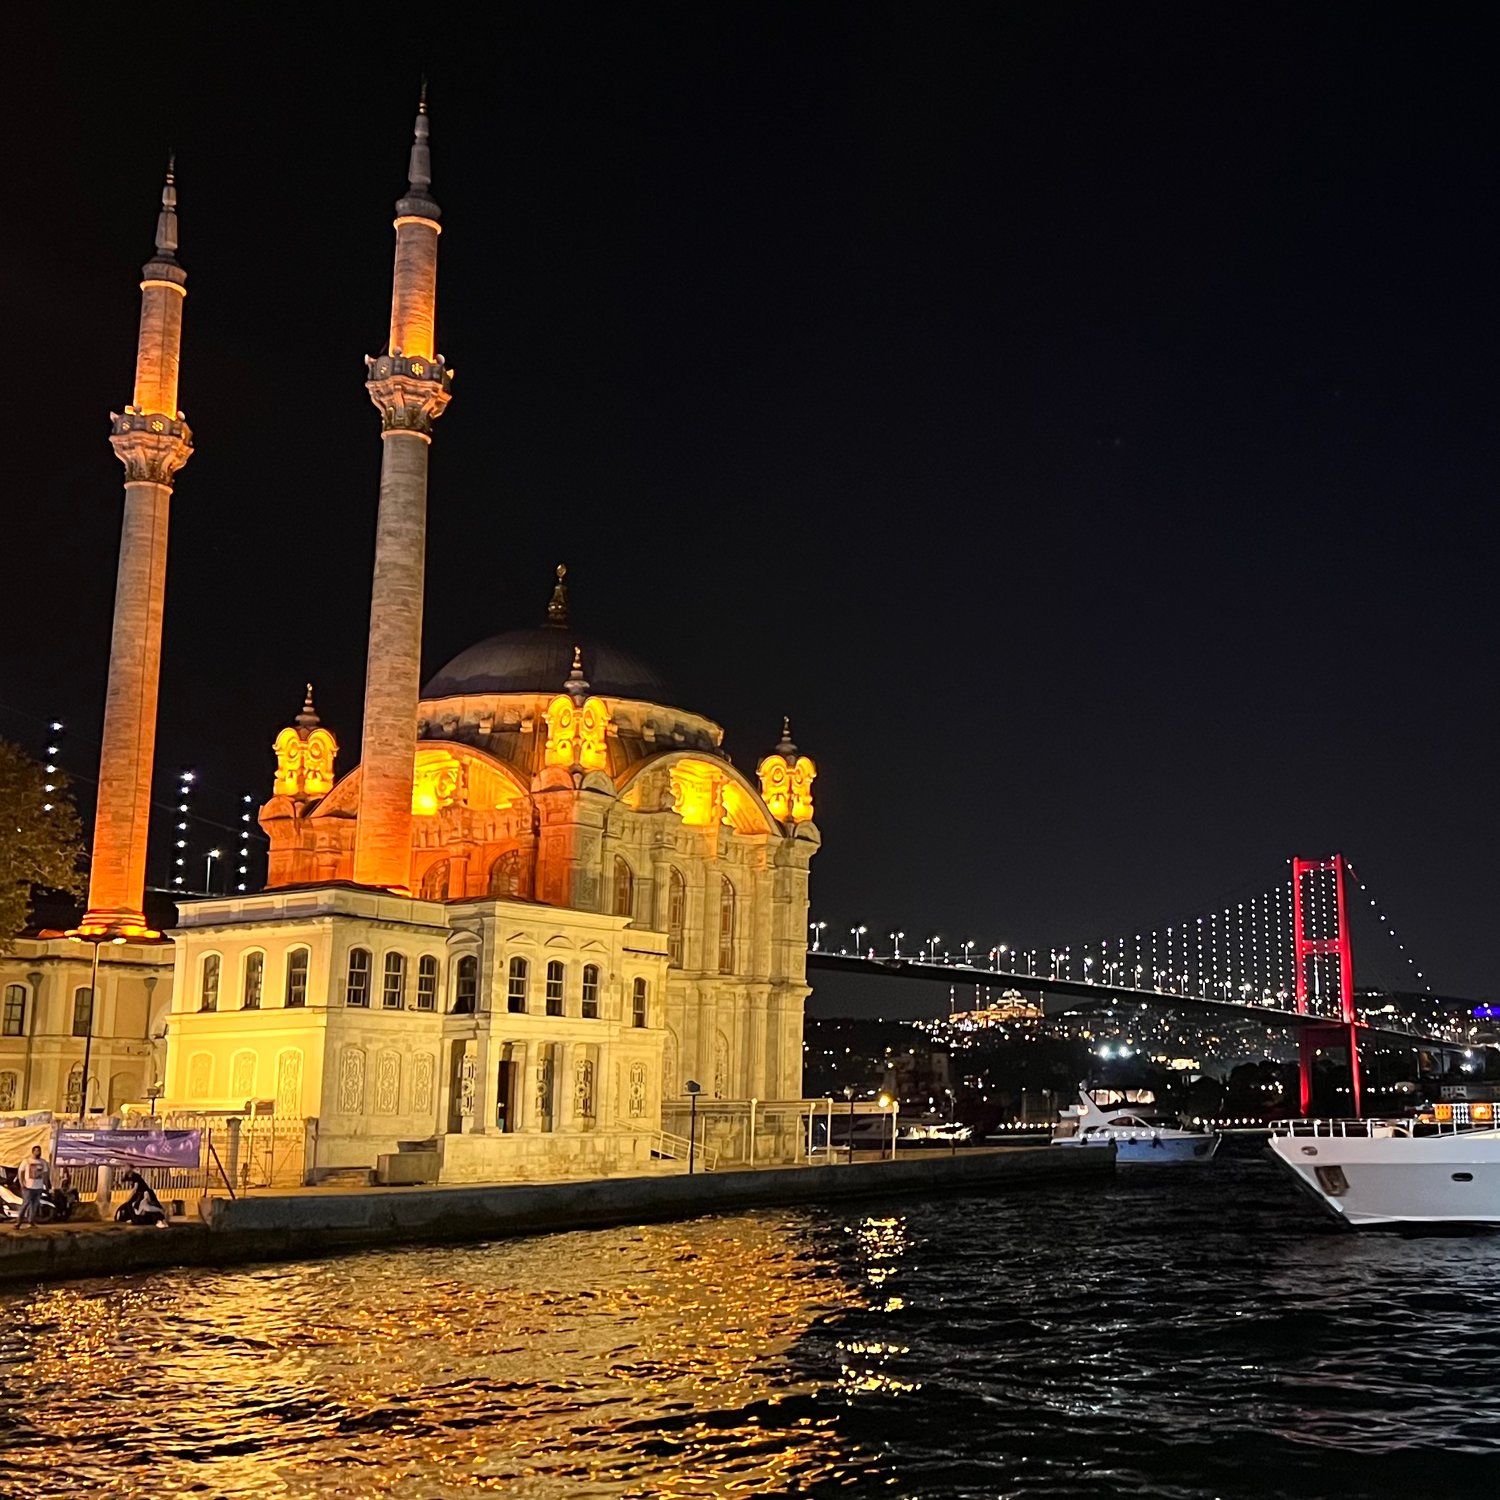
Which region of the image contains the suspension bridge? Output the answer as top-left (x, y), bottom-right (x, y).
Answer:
top-left (808, 853), bottom-right (1480, 1115)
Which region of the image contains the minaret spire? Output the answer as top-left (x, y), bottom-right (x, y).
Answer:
top-left (353, 92), bottom-right (454, 893)
top-left (77, 161), bottom-right (194, 938)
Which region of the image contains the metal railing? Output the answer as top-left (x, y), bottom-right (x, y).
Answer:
top-left (649, 1129), bottom-right (719, 1172)
top-left (1270, 1109), bottom-right (1500, 1140)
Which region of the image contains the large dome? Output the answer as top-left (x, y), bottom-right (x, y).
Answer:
top-left (423, 627), bottom-right (673, 702)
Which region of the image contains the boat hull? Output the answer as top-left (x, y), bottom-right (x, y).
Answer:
top-left (1053, 1134), bottom-right (1219, 1164)
top-left (1115, 1135), bottom-right (1220, 1165)
top-left (1268, 1129), bottom-right (1500, 1227)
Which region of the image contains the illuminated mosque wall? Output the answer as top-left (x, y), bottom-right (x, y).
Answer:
top-left (149, 99), bottom-right (820, 1180)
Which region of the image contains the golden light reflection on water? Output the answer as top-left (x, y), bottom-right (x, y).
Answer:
top-left (0, 1210), bottom-right (913, 1499)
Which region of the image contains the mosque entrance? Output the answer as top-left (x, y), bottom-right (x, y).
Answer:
top-left (496, 1060), bottom-right (516, 1132)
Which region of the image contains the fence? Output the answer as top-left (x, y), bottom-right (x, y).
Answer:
top-left (63, 1111), bottom-right (312, 1218)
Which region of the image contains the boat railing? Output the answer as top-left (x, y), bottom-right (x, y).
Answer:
top-left (1271, 1108), bottom-right (1500, 1140)
top-left (1269, 1119), bottom-right (1413, 1139)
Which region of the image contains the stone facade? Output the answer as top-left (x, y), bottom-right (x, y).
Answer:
top-left (0, 937), bottom-right (174, 1117)
top-left (161, 885), bottom-right (669, 1180)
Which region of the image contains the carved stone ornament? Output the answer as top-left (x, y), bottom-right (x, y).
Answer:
top-left (109, 407), bottom-right (193, 483)
top-left (276, 1049), bottom-right (302, 1118)
top-left (338, 1046), bottom-right (367, 1115)
top-left (365, 352), bottom-right (453, 435)
top-left (412, 1052), bottom-right (435, 1114)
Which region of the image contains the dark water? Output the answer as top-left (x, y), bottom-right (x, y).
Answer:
top-left (2, 1154), bottom-right (1498, 1499)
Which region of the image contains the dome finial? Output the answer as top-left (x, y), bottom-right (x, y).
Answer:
top-left (545, 563), bottom-right (569, 628)
top-left (295, 682), bottom-right (320, 732)
top-left (776, 716), bottom-right (797, 757)
top-left (564, 644), bottom-right (591, 704)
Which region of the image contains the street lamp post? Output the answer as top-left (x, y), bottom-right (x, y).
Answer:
top-left (878, 1093), bottom-right (898, 1159)
top-left (68, 932), bottom-right (124, 1122)
top-left (843, 1085), bottom-right (856, 1162)
top-left (889, 930), bottom-right (905, 958)
top-left (809, 921), bottom-right (827, 951)
top-left (850, 924), bottom-right (868, 956)
top-left (685, 1079), bottom-right (702, 1174)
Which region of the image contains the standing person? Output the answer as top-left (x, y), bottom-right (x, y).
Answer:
top-left (16, 1145), bottom-right (50, 1228)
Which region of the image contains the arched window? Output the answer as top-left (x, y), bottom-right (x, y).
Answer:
top-left (285, 948), bottom-right (309, 1008)
top-left (667, 868), bottom-right (686, 967)
top-left (416, 955), bottom-right (439, 1011)
top-left (242, 952), bottom-right (264, 1010)
top-left (545, 960), bottom-right (565, 1016)
top-left (72, 987), bottom-right (94, 1038)
top-left (612, 857), bottom-right (634, 918)
top-left (632, 977), bottom-right (648, 1029)
top-left (419, 860), bottom-right (450, 901)
top-left (2, 985), bottom-right (26, 1037)
top-left (382, 952), bottom-right (407, 1009)
top-left (345, 948), bottom-right (372, 1007)
top-left (453, 955), bottom-right (478, 1014)
top-left (718, 878), bottom-right (736, 974)
top-left (507, 957), bottom-right (529, 1013)
top-left (489, 849), bottom-right (524, 898)
top-left (200, 954), bottom-right (221, 1012)
top-left (581, 964), bottom-right (600, 1019)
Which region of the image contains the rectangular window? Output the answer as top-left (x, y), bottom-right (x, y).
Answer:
top-left (632, 977), bottom-right (648, 1029)
top-left (2, 985), bottom-right (26, 1038)
top-left (416, 955), bottom-right (438, 1011)
top-left (201, 954), bottom-right (220, 1012)
top-left (346, 948), bottom-right (371, 1007)
top-left (545, 960), bottom-right (565, 1017)
top-left (286, 949), bottom-right (309, 1008)
top-left (72, 987), bottom-right (94, 1038)
top-left (243, 952), bottom-right (263, 1010)
top-left (382, 952), bottom-right (406, 1009)
top-left (581, 965), bottom-right (600, 1020)
top-left (507, 957), bottom-right (528, 1014)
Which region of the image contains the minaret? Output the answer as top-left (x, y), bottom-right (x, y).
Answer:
top-left (353, 88), bottom-right (454, 891)
top-left (77, 160), bottom-right (193, 938)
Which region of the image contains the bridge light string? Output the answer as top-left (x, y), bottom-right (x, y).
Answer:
top-left (1344, 860), bottom-right (1434, 995)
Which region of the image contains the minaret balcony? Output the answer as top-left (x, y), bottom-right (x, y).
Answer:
top-left (108, 408), bottom-right (193, 484)
top-left (365, 352), bottom-right (454, 434)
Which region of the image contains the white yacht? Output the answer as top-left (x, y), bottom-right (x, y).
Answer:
top-left (1051, 1089), bottom-right (1220, 1164)
top-left (1268, 1103), bottom-right (1500, 1227)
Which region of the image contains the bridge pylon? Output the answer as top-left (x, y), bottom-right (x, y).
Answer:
top-left (1291, 853), bottom-right (1363, 1116)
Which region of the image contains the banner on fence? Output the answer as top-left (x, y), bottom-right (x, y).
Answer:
top-left (0, 1125), bottom-right (53, 1168)
top-left (54, 1129), bottom-right (203, 1170)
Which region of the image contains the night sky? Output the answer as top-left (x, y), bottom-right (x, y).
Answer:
top-left (7, 8), bottom-right (1497, 999)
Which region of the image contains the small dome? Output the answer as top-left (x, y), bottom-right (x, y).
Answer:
top-left (423, 628), bottom-right (673, 702)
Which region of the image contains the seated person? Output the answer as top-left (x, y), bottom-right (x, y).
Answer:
top-left (114, 1171), bottom-right (168, 1226)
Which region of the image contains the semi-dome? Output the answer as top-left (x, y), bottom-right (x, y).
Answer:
top-left (423, 627), bottom-right (672, 701)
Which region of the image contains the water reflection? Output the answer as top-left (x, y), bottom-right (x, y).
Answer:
top-left (0, 1214), bottom-right (878, 1499)
top-left (8, 1161), bottom-right (1500, 1499)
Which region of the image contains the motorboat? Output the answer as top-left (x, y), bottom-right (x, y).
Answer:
top-left (1268, 1103), bottom-right (1500, 1227)
top-left (1051, 1089), bottom-right (1220, 1164)
top-left (898, 1121), bottom-right (974, 1145)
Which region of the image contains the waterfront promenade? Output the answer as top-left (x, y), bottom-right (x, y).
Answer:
top-left (0, 1144), bottom-right (1110, 1284)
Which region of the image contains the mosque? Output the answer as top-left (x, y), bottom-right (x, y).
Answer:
top-left (0, 98), bottom-right (821, 1181)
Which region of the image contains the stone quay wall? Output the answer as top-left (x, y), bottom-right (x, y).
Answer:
top-left (0, 1146), bottom-right (1113, 1285)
